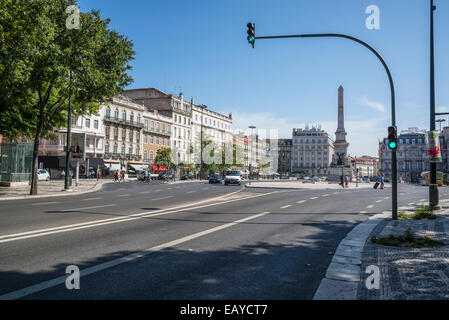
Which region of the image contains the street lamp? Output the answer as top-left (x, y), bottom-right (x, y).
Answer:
top-left (247, 25), bottom-right (398, 220)
top-left (436, 119), bottom-right (445, 132)
top-left (249, 125), bottom-right (256, 185)
top-left (198, 104), bottom-right (207, 180)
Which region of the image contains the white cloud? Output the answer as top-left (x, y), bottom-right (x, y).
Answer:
top-left (231, 110), bottom-right (388, 157)
top-left (360, 96), bottom-right (386, 113)
top-left (437, 106), bottom-right (449, 113)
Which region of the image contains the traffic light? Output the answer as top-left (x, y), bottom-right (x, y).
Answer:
top-left (387, 126), bottom-right (398, 150)
top-left (247, 23), bottom-right (255, 48)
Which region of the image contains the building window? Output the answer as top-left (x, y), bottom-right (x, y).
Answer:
top-left (115, 108), bottom-right (119, 120)
top-left (105, 142), bottom-right (109, 153)
top-left (122, 110), bottom-right (126, 121)
top-left (145, 120), bottom-right (148, 129)
top-left (150, 150), bottom-right (154, 161)
top-left (144, 134), bottom-right (148, 143)
top-left (150, 135), bottom-right (154, 144)
top-left (85, 118), bottom-right (90, 128)
top-left (122, 129), bottom-right (126, 141)
top-left (121, 144), bottom-right (125, 155)
top-left (94, 120), bottom-right (99, 129)
top-left (129, 130), bottom-right (133, 142)
top-left (128, 146), bottom-right (132, 155)
top-left (130, 112), bottom-right (134, 124)
top-left (137, 114), bottom-right (141, 125)
top-left (114, 127), bottom-right (118, 140)
top-left (105, 126), bottom-right (110, 139)
top-left (106, 107), bottom-right (111, 118)
top-left (113, 143), bottom-right (118, 154)
top-left (144, 150), bottom-right (148, 160)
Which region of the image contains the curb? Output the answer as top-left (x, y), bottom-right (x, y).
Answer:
top-left (313, 211), bottom-right (390, 300)
top-left (245, 185), bottom-right (381, 191)
top-left (0, 180), bottom-right (109, 201)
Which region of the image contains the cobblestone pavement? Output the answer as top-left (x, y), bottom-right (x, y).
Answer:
top-left (0, 179), bottom-right (108, 199)
top-left (358, 210), bottom-right (449, 300)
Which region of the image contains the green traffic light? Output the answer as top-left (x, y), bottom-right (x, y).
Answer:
top-left (389, 141), bottom-right (397, 149)
top-left (247, 36), bottom-right (254, 43)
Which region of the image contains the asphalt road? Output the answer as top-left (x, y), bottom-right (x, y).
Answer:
top-left (0, 180), bottom-right (446, 299)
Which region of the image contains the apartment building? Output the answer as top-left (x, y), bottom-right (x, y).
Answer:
top-left (103, 95), bottom-right (145, 172)
top-left (142, 109), bottom-right (172, 165)
top-left (291, 126), bottom-right (334, 176)
top-left (124, 88), bottom-right (193, 165)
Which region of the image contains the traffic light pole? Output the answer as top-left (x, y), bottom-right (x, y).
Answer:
top-left (429, 0), bottom-right (439, 210)
top-left (64, 69), bottom-right (73, 191)
top-left (253, 32), bottom-right (398, 219)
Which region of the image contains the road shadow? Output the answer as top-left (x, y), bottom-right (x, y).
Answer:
top-left (0, 218), bottom-right (363, 300)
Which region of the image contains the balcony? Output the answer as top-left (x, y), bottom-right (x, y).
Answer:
top-left (143, 127), bottom-right (171, 136)
top-left (104, 116), bottom-right (144, 128)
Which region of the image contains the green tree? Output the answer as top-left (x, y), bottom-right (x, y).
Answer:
top-left (0, 0), bottom-right (134, 194)
top-left (155, 148), bottom-right (174, 169)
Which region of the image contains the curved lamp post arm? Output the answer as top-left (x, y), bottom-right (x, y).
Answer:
top-left (256, 33), bottom-right (395, 125)
top-left (254, 32), bottom-right (398, 219)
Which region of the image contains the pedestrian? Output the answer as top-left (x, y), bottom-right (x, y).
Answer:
top-left (344, 175), bottom-right (349, 188)
top-left (114, 170), bottom-right (119, 182)
top-left (61, 170), bottom-right (65, 180)
top-left (380, 173), bottom-right (385, 189)
top-left (120, 170), bottom-right (125, 183)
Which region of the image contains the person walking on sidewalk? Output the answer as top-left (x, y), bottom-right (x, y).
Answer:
top-left (380, 173), bottom-right (385, 189)
top-left (344, 175), bottom-right (349, 188)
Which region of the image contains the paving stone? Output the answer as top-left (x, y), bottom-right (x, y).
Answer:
top-left (335, 246), bottom-right (362, 259)
top-left (326, 262), bottom-right (361, 282)
top-left (314, 278), bottom-right (358, 300)
top-left (332, 255), bottom-right (361, 265)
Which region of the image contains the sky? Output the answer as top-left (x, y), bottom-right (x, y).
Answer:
top-left (77, 0), bottom-right (449, 157)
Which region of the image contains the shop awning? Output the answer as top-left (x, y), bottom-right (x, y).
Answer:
top-left (104, 162), bottom-right (121, 171)
top-left (158, 166), bottom-right (167, 172)
top-left (151, 164), bottom-right (159, 171)
top-left (128, 164), bottom-right (147, 172)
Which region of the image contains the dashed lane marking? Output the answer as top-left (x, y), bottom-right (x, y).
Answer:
top-left (296, 200), bottom-right (306, 204)
top-left (280, 205), bottom-right (292, 209)
top-left (367, 205), bottom-right (374, 209)
top-left (310, 197), bottom-right (318, 200)
top-left (31, 201), bottom-right (60, 206)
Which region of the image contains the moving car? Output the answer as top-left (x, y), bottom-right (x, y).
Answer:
top-left (224, 170), bottom-right (242, 186)
top-left (208, 173), bottom-right (222, 184)
top-left (37, 169), bottom-right (50, 181)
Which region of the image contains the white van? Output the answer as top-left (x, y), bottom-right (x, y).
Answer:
top-left (224, 170), bottom-right (242, 186)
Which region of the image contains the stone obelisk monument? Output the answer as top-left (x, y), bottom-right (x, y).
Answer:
top-left (333, 86), bottom-right (349, 166)
top-left (328, 86), bottom-right (353, 181)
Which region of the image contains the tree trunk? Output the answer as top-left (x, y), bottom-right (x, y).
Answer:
top-left (30, 121), bottom-right (44, 195)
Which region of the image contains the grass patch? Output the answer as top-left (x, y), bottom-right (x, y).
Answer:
top-left (371, 228), bottom-right (444, 248)
top-left (398, 205), bottom-right (436, 220)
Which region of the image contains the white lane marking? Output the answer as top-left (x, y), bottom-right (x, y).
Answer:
top-left (408, 202), bottom-right (415, 206)
top-left (376, 200), bottom-right (383, 203)
top-left (31, 202), bottom-right (60, 206)
top-left (0, 189), bottom-right (275, 243)
top-left (154, 189), bottom-right (162, 192)
top-left (367, 205), bottom-right (374, 209)
top-left (61, 204), bottom-right (116, 212)
top-left (333, 192), bottom-right (340, 195)
top-left (82, 197), bottom-right (103, 201)
top-left (296, 200), bottom-right (306, 204)
top-left (384, 197), bottom-right (390, 199)
top-left (166, 188), bottom-right (173, 190)
top-left (139, 191), bottom-right (151, 194)
top-left (310, 197), bottom-right (318, 200)
top-left (118, 194), bottom-right (130, 197)
top-left (280, 205), bottom-right (291, 209)
top-left (151, 196), bottom-right (174, 201)
top-left (0, 211), bottom-right (271, 300)
top-left (186, 191), bottom-right (197, 194)
top-left (360, 211), bottom-right (367, 214)
top-left (322, 194), bottom-right (330, 197)
top-left (419, 199), bottom-right (426, 201)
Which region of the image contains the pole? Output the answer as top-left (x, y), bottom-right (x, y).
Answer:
top-left (64, 69), bottom-right (72, 190)
top-left (199, 105), bottom-right (206, 180)
top-left (429, 0), bottom-right (439, 209)
top-left (254, 31), bottom-right (397, 219)
top-left (249, 126), bottom-right (256, 185)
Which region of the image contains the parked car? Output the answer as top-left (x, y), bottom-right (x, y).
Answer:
top-left (181, 173), bottom-right (194, 180)
top-left (209, 174), bottom-right (222, 184)
top-left (37, 169), bottom-right (50, 181)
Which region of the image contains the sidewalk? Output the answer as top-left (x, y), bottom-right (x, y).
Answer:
top-left (245, 180), bottom-right (380, 190)
top-left (314, 201), bottom-right (449, 300)
top-left (0, 179), bottom-right (109, 201)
